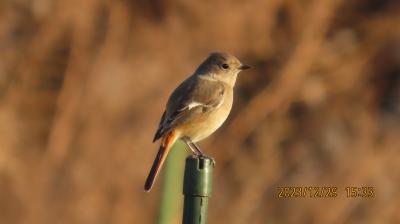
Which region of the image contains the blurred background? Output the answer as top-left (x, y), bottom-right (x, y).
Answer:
top-left (0, 0), bottom-right (400, 223)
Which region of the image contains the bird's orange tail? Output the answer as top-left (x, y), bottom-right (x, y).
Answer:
top-left (144, 131), bottom-right (177, 192)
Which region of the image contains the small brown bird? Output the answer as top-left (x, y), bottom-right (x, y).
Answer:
top-left (144, 52), bottom-right (250, 192)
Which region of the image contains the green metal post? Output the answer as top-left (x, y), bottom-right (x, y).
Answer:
top-left (182, 156), bottom-right (214, 224)
top-left (158, 141), bottom-right (187, 224)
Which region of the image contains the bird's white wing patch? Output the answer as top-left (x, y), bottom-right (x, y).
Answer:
top-left (187, 102), bottom-right (203, 110)
top-left (199, 74), bottom-right (217, 82)
top-left (187, 98), bottom-right (224, 110)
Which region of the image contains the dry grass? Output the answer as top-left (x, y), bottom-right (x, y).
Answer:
top-left (0, 0), bottom-right (399, 223)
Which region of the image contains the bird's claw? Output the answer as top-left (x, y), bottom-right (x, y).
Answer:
top-left (198, 154), bottom-right (216, 166)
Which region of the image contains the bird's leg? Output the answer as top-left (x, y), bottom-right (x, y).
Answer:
top-left (192, 142), bottom-right (216, 166)
top-left (182, 137), bottom-right (215, 166)
top-left (182, 136), bottom-right (202, 155)
top-left (190, 142), bottom-right (205, 156)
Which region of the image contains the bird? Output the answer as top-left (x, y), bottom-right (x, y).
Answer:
top-left (144, 52), bottom-right (250, 192)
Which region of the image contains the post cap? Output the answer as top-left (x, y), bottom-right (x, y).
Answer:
top-left (183, 155), bottom-right (214, 197)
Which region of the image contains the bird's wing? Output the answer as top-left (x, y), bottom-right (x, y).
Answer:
top-left (152, 111), bottom-right (166, 142)
top-left (152, 76), bottom-right (225, 142)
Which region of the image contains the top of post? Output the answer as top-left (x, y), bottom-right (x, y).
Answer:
top-left (183, 155), bottom-right (214, 197)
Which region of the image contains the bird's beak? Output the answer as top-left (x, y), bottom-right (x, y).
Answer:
top-left (239, 64), bottom-right (251, 70)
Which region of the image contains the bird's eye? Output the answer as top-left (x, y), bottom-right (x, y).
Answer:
top-left (221, 63), bottom-right (229, 70)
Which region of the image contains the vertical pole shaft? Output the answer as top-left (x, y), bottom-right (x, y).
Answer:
top-left (158, 141), bottom-right (187, 224)
top-left (182, 156), bottom-right (214, 224)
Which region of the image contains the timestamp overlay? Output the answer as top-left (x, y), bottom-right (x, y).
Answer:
top-left (276, 186), bottom-right (375, 198)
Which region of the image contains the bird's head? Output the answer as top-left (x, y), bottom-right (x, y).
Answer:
top-left (195, 52), bottom-right (250, 86)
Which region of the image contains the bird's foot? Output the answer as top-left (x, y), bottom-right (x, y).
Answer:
top-left (197, 154), bottom-right (216, 167)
